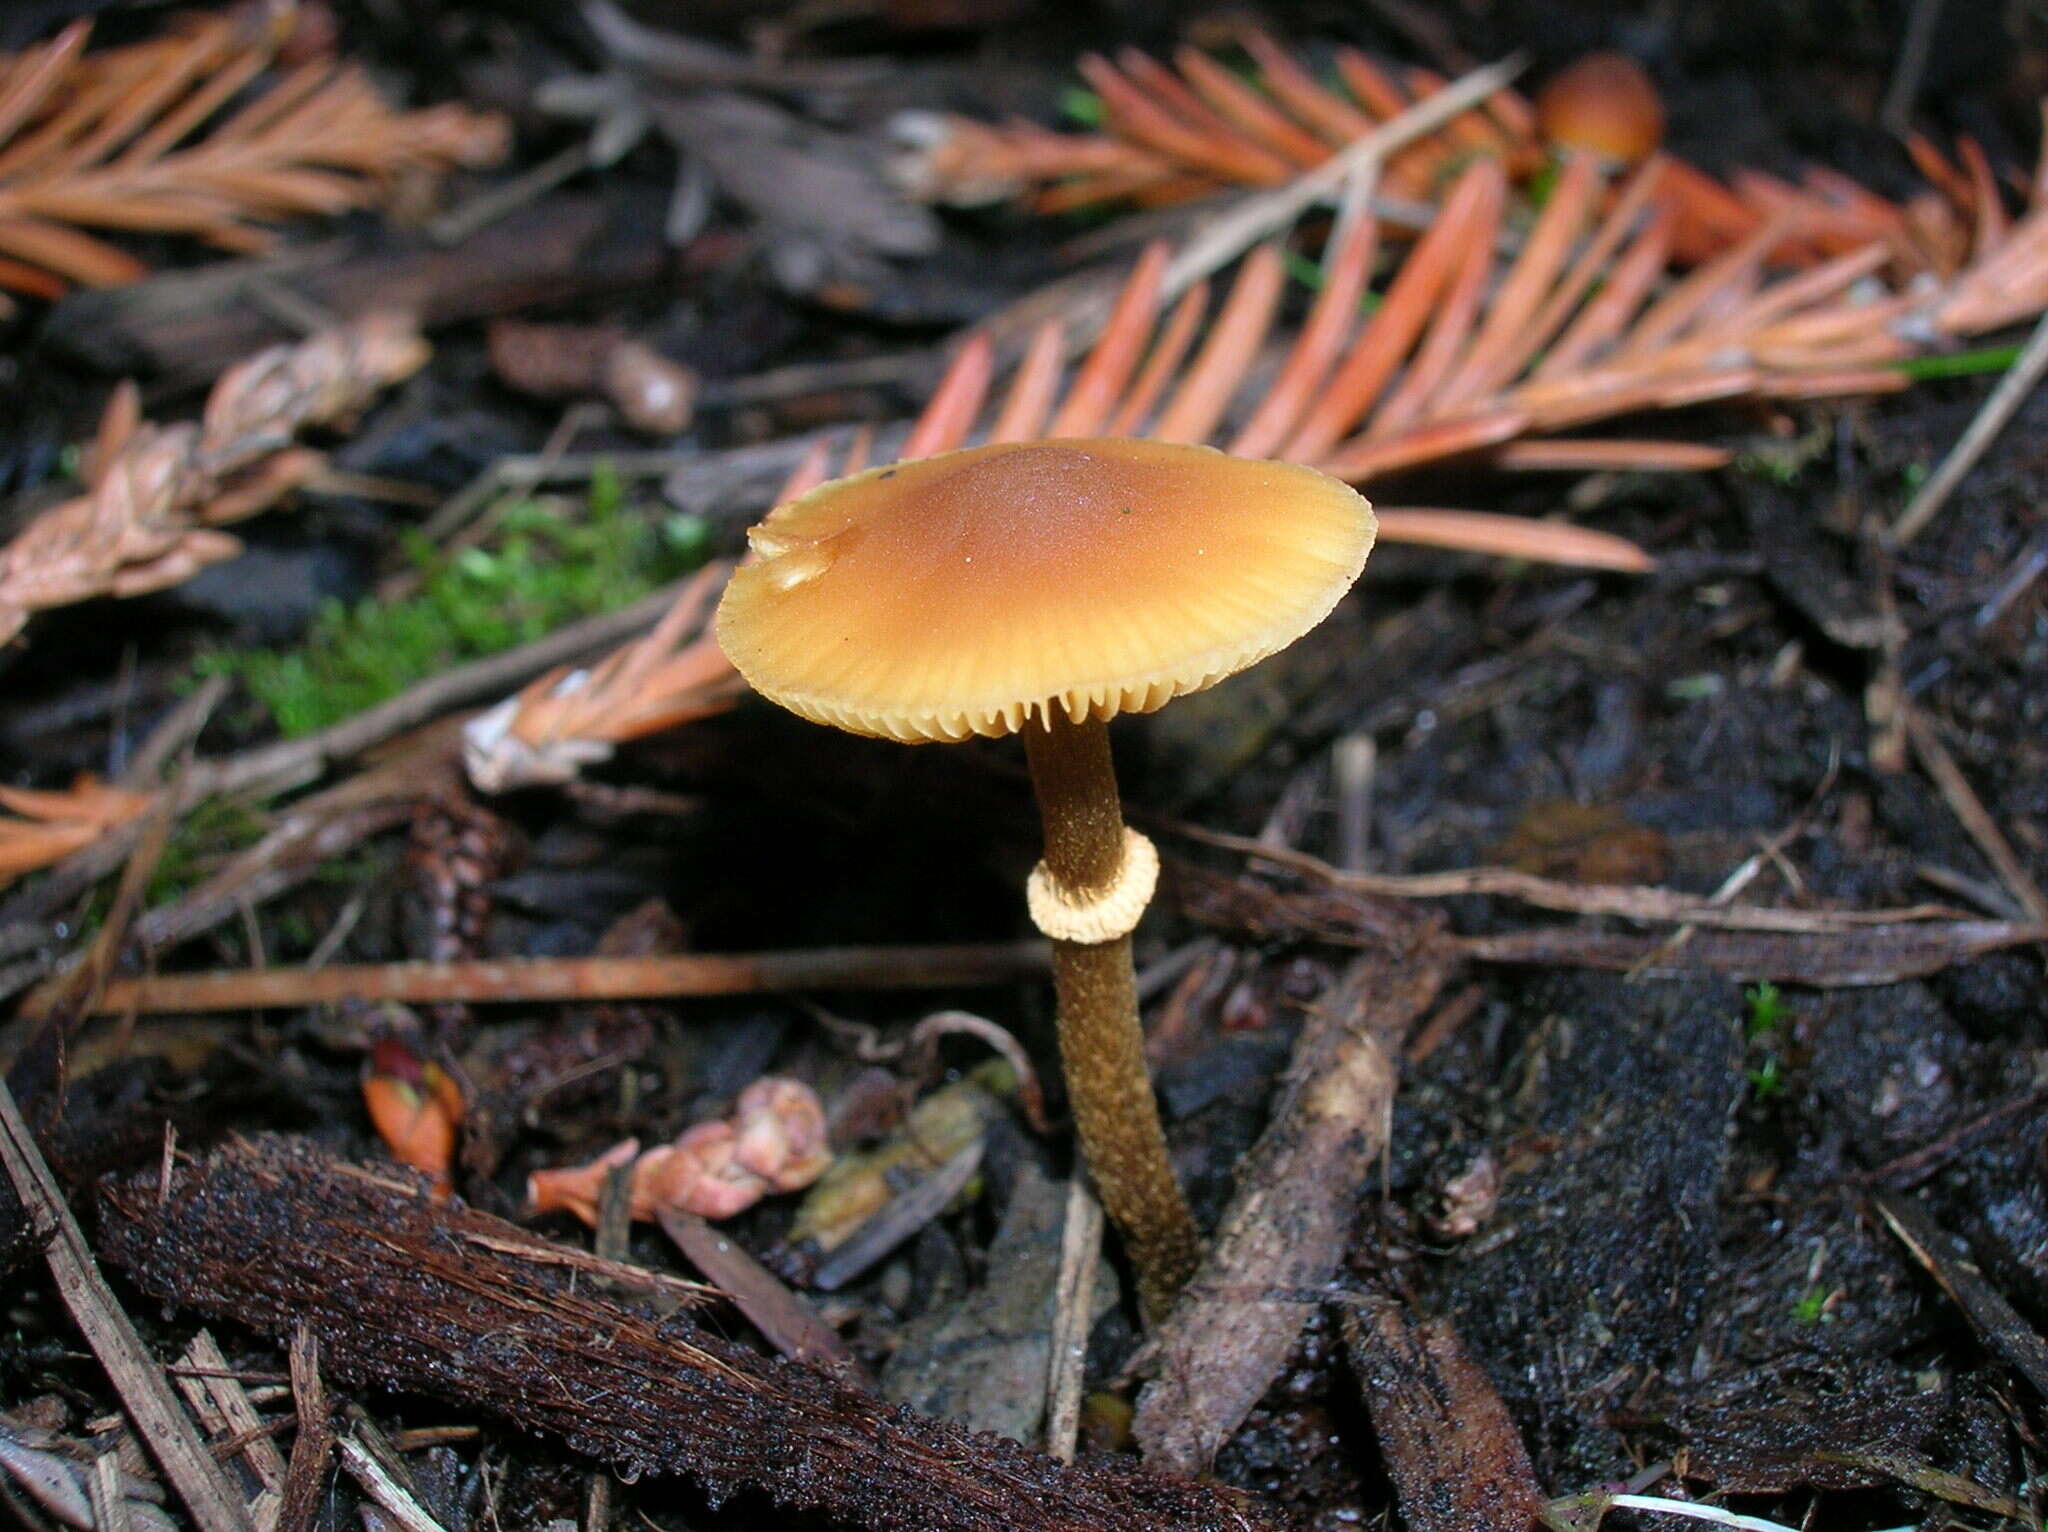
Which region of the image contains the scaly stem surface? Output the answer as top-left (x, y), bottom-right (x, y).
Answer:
top-left (1024, 711), bottom-right (1201, 1320)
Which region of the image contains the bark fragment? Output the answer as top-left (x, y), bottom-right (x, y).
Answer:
top-left (1342, 1292), bottom-right (1546, 1532)
top-left (1133, 917), bottom-right (1449, 1476)
top-left (98, 1138), bottom-right (1288, 1532)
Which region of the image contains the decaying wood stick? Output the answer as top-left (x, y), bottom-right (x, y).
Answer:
top-left (1043, 1176), bottom-right (1104, 1462)
top-left (0, 1077), bottom-right (255, 1532)
top-left (1133, 919), bottom-right (1450, 1476)
top-left (1174, 857), bottom-right (2044, 986)
top-left (1903, 704), bottom-right (2048, 926)
top-left (1875, 1194), bottom-right (2048, 1403)
top-left (1458, 920), bottom-right (2048, 985)
top-left (97, 1139), bottom-right (1286, 1532)
top-left (1173, 821), bottom-right (1982, 934)
top-left (274, 1326), bottom-right (334, 1532)
top-left (33, 940), bottom-right (1052, 1018)
top-left (44, 195), bottom-right (669, 384)
top-left (1340, 1290), bottom-right (1546, 1532)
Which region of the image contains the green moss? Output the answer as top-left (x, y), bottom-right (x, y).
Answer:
top-left (197, 479), bottom-right (710, 738)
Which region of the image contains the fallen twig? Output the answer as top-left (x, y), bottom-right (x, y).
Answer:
top-left (32, 941), bottom-right (1052, 1018)
top-left (98, 1138), bottom-right (1290, 1532)
top-left (1043, 1176), bottom-right (1104, 1462)
top-left (1857, 1087), bottom-right (2048, 1190)
top-left (1875, 1193), bottom-right (2048, 1402)
top-left (1170, 820), bottom-right (1976, 933)
top-left (0, 1076), bottom-right (254, 1532)
top-left (274, 1326), bottom-right (333, 1532)
top-left (174, 1332), bottom-right (284, 1520)
top-left (1903, 703), bottom-right (2048, 925)
top-left (1172, 852), bottom-right (2043, 985)
top-left (1892, 303), bottom-right (2048, 546)
top-left (811, 1139), bottom-right (986, 1292)
top-left (1455, 920), bottom-right (2047, 985)
top-left (44, 192), bottom-right (671, 385)
top-left (336, 1436), bottom-right (447, 1532)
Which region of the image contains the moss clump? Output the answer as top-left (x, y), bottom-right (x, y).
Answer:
top-left (199, 476), bottom-right (709, 738)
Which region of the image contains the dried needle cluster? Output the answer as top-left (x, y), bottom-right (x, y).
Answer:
top-left (0, 311), bottom-right (429, 646)
top-left (467, 128), bottom-right (2048, 790)
top-left (0, 2), bottom-right (506, 298)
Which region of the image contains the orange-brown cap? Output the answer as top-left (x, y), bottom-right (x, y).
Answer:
top-left (1536, 52), bottom-right (1664, 167)
top-left (715, 438), bottom-right (1374, 743)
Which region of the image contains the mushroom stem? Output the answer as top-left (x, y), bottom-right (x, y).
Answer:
top-left (1024, 710), bottom-right (1202, 1319)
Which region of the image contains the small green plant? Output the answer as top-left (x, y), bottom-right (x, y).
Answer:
top-left (1742, 982), bottom-right (1794, 1103)
top-left (1734, 448), bottom-right (1803, 485)
top-left (1744, 981), bottom-right (1789, 1040)
top-left (1665, 673), bottom-right (1724, 702)
top-left (198, 481), bottom-right (708, 737)
top-left (1523, 155), bottom-right (1563, 210)
top-left (1893, 342), bottom-right (2022, 381)
top-left (1059, 86), bottom-right (1105, 127)
top-left (1790, 1285), bottom-right (1830, 1325)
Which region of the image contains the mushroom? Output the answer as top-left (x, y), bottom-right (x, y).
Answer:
top-left (715, 438), bottom-right (1373, 1317)
top-left (1535, 52), bottom-right (1665, 168)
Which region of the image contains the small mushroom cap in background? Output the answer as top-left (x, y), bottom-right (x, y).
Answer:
top-left (1535, 52), bottom-right (1665, 167)
top-left (715, 438), bottom-right (1375, 743)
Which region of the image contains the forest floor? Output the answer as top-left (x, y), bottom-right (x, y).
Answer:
top-left (0, 4), bottom-right (2044, 1531)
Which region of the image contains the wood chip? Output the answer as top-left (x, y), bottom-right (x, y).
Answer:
top-left (1341, 1290), bottom-right (1545, 1532)
top-left (1133, 931), bottom-right (1448, 1476)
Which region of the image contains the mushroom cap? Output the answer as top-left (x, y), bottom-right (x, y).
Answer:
top-left (1535, 52), bottom-right (1664, 167)
top-left (715, 438), bottom-right (1374, 743)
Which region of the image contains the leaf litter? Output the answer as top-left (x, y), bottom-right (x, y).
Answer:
top-left (0, 7), bottom-right (2045, 1532)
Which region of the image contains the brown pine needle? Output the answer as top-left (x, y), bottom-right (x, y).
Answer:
top-left (892, 31), bottom-right (2008, 279)
top-left (0, 4), bottom-right (504, 296)
top-left (0, 775), bottom-right (155, 889)
top-left (470, 75), bottom-right (2048, 791)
